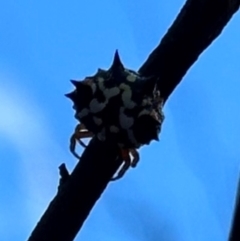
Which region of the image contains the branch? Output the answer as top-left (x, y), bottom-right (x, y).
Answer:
top-left (28, 138), bottom-right (121, 241)
top-left (228, 176), bottom-right (240, 241)
top-left (139, 0), bottom-right (240, 102)
top-left (27, 0), bottom-right (240, 240)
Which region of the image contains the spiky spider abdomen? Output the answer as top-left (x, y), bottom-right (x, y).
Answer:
top-left (66, 50), bottom-right (165, 180)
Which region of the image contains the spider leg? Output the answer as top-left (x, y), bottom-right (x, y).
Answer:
top-left (129, 149), bottom-right (140, 168)
top-left (70, 123), bottom-right (94, 159)
top-left (111, 148), bottom-right (131, 181)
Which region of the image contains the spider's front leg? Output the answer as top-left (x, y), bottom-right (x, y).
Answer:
top-left (129, 148), bottom-right (140, 168)
top-left (70, 123), bottom-right (94, 159)
top-left (111, 148), bottom-right (140, 181)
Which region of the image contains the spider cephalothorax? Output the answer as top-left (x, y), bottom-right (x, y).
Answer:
top-left (66, 50), bottom-right (165, 180)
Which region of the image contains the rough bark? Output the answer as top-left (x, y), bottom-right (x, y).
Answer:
top-left (27, 0), bottom-right (240, 240)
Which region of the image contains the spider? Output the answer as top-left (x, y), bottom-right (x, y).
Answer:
top-left (66, 50), bottom-right (164, 180)
top-left (69, 93), bottom-right (164, 180)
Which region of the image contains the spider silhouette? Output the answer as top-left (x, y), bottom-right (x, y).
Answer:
top-left (66, 50), bottom-right (164, 180)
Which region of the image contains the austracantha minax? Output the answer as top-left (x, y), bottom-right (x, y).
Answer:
top-left (66, 50), bottom-right (165, 180)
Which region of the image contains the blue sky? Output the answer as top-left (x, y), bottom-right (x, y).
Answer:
top-left (0, 1), bottom-right (240, 240)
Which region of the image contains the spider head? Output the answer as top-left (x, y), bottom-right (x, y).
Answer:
top-left (133, 113), bottom-right (161, 145)
top-left (132, 97), bottom-right (164, 145)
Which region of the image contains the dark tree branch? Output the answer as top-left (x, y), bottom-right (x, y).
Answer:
top-left (58, 163), bottom-right (70, 190)
top-left (29, 138), bottom-right (121, 241)
top-left (27, 0), bottom-right (240, 240)
top-left (139, 0), bottom-right (240, 102)
top-left (228, 176), bottom-right (240, 241)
